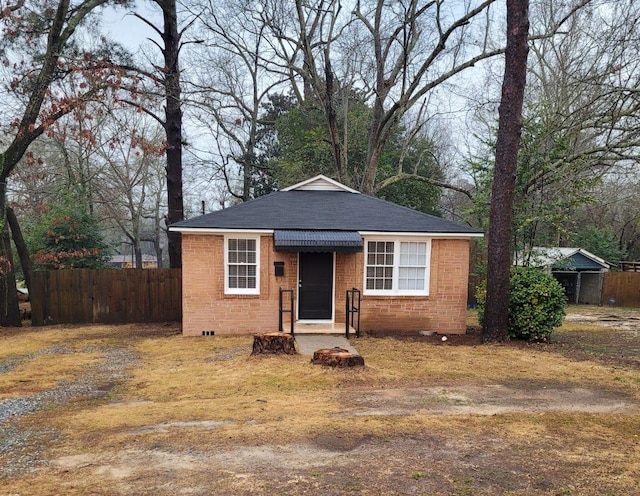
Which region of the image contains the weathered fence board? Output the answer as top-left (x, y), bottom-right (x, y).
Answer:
top-left (601, 272), bottom-right (640, 308)
top-left (30, 269), bottom-right (182, 326)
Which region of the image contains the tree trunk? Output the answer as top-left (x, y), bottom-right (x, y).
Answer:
top-left (323, 56), bottom-right (344, 184)
top-left (0, 187), bottom-right (21, 326)
top-left (135, 245), bottom-right (142, 269)
top-left (243, 152), bottom-right (252, 202)
top-left (361, 144), bottom-right (381, 195)
top-left (154, 218), bottom-right (164, 269)
top-left (483, 0), bottom-right (530, 343)
top-left (161, 0), bottom-right (184, 269)
top-left (6, 206), bottom-right (32, 294)
top-left (0, 225), bottom-right (20, 327)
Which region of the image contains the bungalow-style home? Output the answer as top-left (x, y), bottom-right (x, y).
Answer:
top-left (516, 247), bottom-right (610, 304)
top-left (170, 175), bottom-right (483, 336)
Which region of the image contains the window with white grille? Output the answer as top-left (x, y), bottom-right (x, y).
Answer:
top-left (364, 239), bottom-right (430, 295)
top-left (225, 237), bottom-right (259, 294)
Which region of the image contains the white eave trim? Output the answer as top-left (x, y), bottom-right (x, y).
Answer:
top-left (171, 227), bottom-right (483, 237)
top-left (169, 227), bottom-right (274, 234)
top-left (358, 231), bottom-right (484, 238)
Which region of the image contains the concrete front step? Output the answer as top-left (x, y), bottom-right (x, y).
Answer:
top-left (294, 335), bottom-right (360, 356)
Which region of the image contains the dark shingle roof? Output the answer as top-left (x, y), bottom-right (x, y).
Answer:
top-left (172, 190), bottom-right (482, 235)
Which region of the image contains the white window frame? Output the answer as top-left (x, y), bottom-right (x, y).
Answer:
top-left (363, 237), bottom-right (431, 296)
top-left (224, 235), bottom-right (260, 295)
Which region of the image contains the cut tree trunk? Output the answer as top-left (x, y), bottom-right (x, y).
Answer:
top-left (311, 347), bottom-right (364, 367)
top-left (251, 332), bottom-right (297, 355)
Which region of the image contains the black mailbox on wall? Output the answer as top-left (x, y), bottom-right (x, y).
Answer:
top-left (274, 261), bottom-right (285, 277)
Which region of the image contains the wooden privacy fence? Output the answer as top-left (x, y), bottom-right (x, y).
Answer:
top-left (30, 269), bottom-right (182, 326)
top-left (468, 271), bottom-right (640, 308)
top-left (601, 272), bottom-right (640, 308)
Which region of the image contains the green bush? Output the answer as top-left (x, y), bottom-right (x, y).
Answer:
top-left (477, 266), bottom-right (566, 341)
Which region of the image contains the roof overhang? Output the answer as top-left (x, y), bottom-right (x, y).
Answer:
top-left (274, 230), bottom-right (363, 253)
top-left (358, 231), bottom-right (484, 238)
top-left (168, 227), bottom-right (274, 234)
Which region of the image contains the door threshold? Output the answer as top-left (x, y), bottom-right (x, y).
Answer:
top-left (295, 322), bottom-right (344, 334)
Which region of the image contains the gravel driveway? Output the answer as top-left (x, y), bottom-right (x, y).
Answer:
top-left (0, 346), bottom-right (138, 478)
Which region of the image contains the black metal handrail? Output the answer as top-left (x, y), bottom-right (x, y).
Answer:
top-left (279, 288), bottom-right (294, 335)
top-left (346, 287), bottom-right (361, 338)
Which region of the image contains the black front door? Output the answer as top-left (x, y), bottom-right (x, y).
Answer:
top-left (298, 252), bottom-right (333, 320)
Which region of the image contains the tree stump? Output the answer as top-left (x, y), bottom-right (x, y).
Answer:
top-left (311, 347), bottom-right (365, 367)
top-left (251, 332), bottom-right (296, 355)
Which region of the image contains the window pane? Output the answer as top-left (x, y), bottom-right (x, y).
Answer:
top-left (228, 239), bottom-right (237, 251)
top-left (399, 242), bottom-right (427, 267)
top-left (399, 267), bottom-right (425, 290)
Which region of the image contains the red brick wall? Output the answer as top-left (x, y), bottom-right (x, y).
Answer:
top-left (181, 235), bottom-right (469, 336)
top-left (182, 234), bottom-right (297, 336)
top-left (358, 239), bottom-right (470, 334)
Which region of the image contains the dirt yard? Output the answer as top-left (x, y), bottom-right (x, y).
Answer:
top-left (1, 306), bottom-right (640, 495)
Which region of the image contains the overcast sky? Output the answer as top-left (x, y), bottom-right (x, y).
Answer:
top-left (101, 2), bottom-right (163, 54)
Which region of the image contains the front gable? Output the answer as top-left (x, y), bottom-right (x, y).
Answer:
top-left (282, 174), bottom-right (360, 193)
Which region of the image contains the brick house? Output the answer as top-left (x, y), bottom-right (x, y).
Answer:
top-left (170, 175), bottom-right (482, 336)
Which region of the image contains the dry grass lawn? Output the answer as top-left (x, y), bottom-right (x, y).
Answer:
top-left (1, 307), bottom-right (640, 495)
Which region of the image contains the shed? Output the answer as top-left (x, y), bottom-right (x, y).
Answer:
top-left (518, 247), bottom-right (610, 304)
